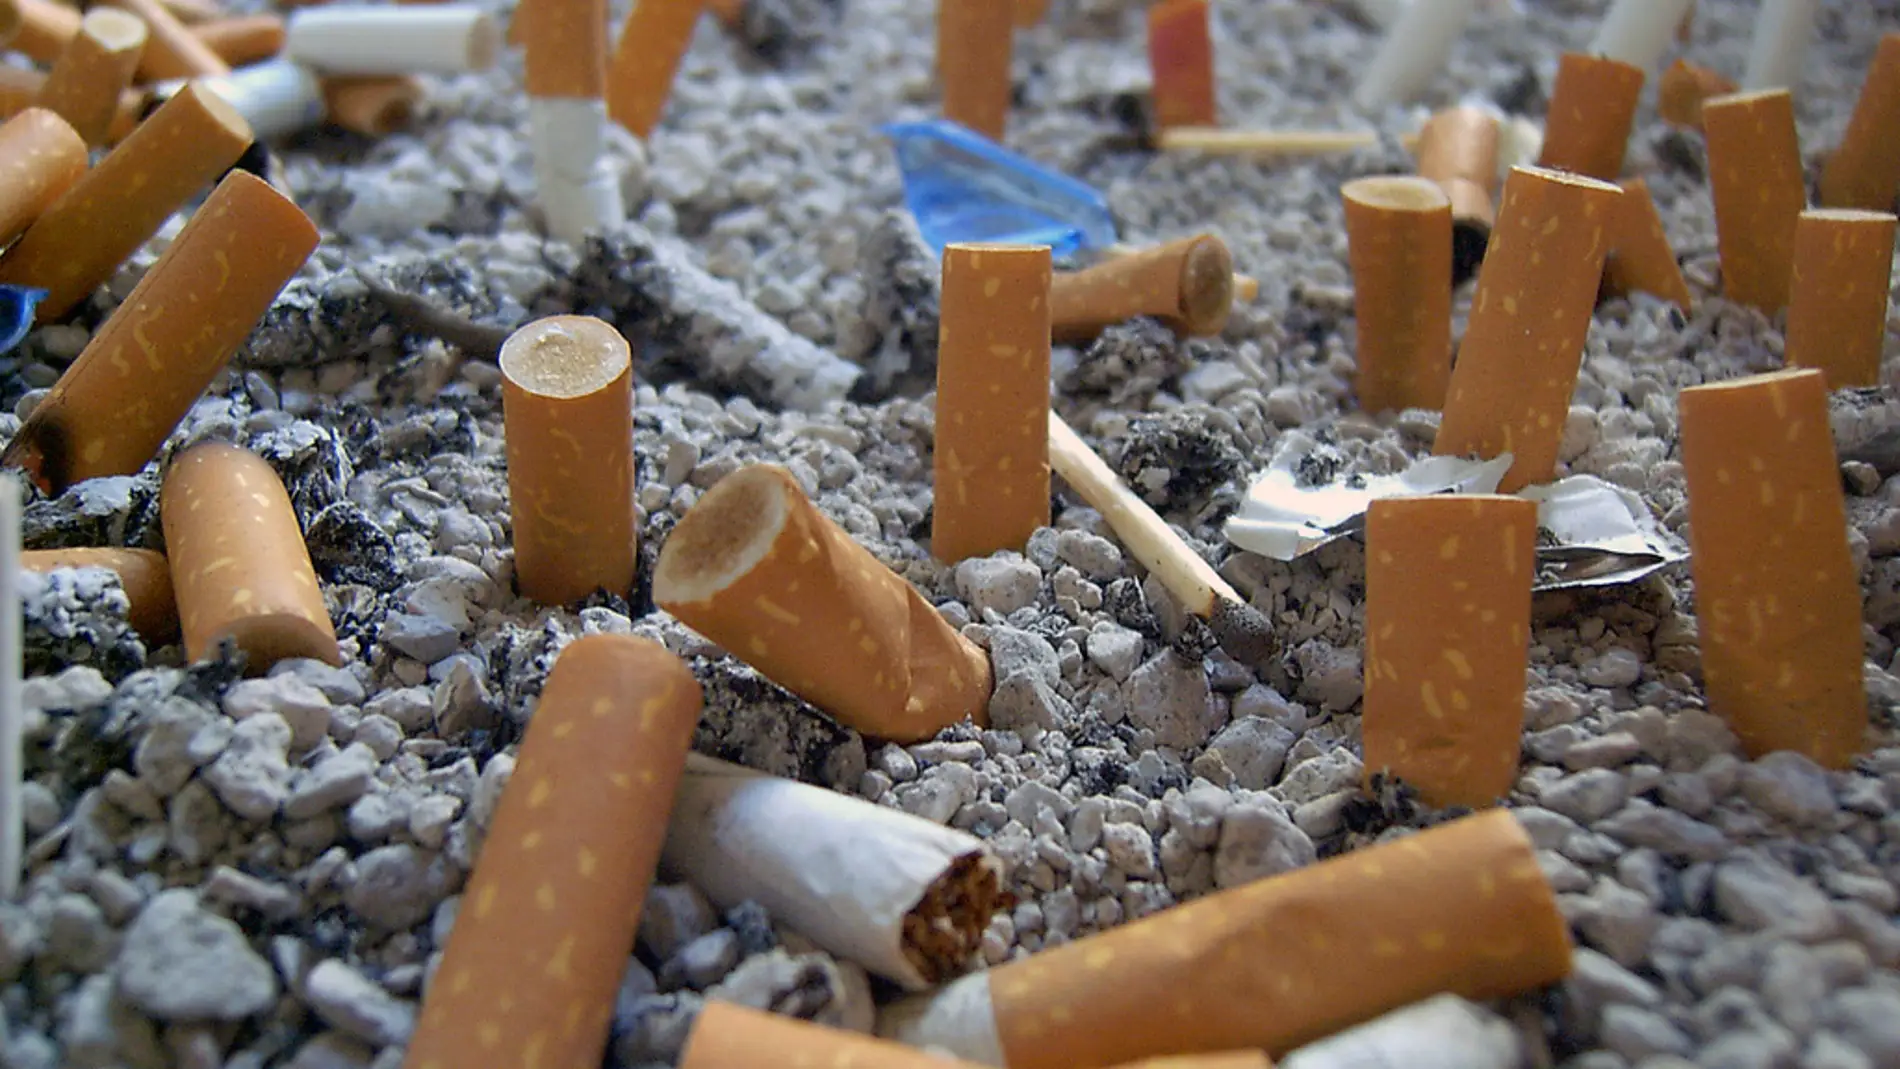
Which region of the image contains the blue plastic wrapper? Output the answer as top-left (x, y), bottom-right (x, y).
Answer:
top-left (881, 119), bottom-right (1118, 258)
top-left (0, 285), bottom-right (46, 356)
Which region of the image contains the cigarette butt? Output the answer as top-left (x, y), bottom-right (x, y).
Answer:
top-left (0, 66), bottom-right (141, 145)
top-left (605, 0), bottom-right (706, 139)
top-left (159, 0), bottom-right (221, 23)
top-left (1535, 52), bottom-right (1645, 181)
top-left (191, 14), bottom-right (286, 67)
top-left (1820, 34), bottom-right (1900, 211)
top-left (0, 170), bottom-right (316, 496)
top-left (320, 75), bottom-right (423, 136)
top-left (1702, 88), bottom-right (1806, 314)
top-left (1153, 127), bottom-right (1377, 156)
top-left (1051, 233), bottom-right (1231, 343)
top-left (1587, 0), bottom-right (1694, 74)
top-left (1783, 208), bottom-right (1898, 388)
top-left (529, 96), bottom-right (625, 245)
top-left (684, 1002), bottom-right (998, 1069)
top-left (1011, 0), bottom-right (1047, 27)
top-left (404, 634), bottom-right (703, 1069)
top-left (113, 0), bottom-right (230, 81)
top-left (34, 7), bottom-right (146, 147)
top-left (1741, 0), bottom-right (1818, 92)
top-left (1656, 58), bottom-right (1735, 131)
top-left (1362, 494), bottom-right (1535, 808)
top-left (0, 0), bottom-right (20, 49)
top-left (652, 463), bottom-right (994, 743)
top-left (159, 441), bottom-right (340, 670)
top-left (1341, 176), bottom-right (1453, 414)
top-left (1102, 241), bottom-right (1255, 305)
top-left (284, 4), bottom-right (498, 76)
top-left (498, 315), bottom-right (637, 605)
top-left (1678, 368), bottom-right (1867, 768)
top-left (1601, 176), bottom-right (1692, 310)
top-left (19, 546), bottom-right (177, 641)
top-left (1147, 0), bottom-right (1215, 130)
top-left (932, 242), bottom-right (1052, 563)
top-left (937, 0), bottom-right (1013, 142)
top-left (1434, 165), bottom-right (1623, 493)
top-left (13, 0), bottom-right (79, 65)
top-left (0, 108), bottom-right (87, 250)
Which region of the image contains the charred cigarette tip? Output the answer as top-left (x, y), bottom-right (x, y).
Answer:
top-left (1208, 596), bottom-right (1276, 669)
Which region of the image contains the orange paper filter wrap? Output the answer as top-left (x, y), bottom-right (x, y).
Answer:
top-left (653, 463), bottom-right (993, 743)
top-left (1050, 233), bottom-right (1231, 343)
top-left (1536, 52), bottom-right (1645, 181)
top-left (321, 75), bottom-right (423, 136)
top-left (1341, 176), bottom-right (1452, 414)
top-left (878, 808), bottom-right (1571, 1068)
top-left (1784, 208), bottom-right (1897, 388)
top-left (191, 13), bottom-right (286, 66)
top-left (1113, 1057), bottom-right (1270, 1069)
top-left (1602, 177), bottom-right (1693, 310)
top-left (1679, 368), bottom-right (1867, 769)
top-left (1657, 58), bottom-right (1735, 131)
top-left (1414, 103), bottom-right (1499, 273)
top-left (20, 546), bottom-right (177, 641)
top-left (522, 0), bottom-right (604, 98)
top-left (115, 0), bottom-right (231, 81)
top-left (1821, 33), bottom-right (1900, 210)
top-left (13, 0), bottom-right (79, 64)
top-left (1702, 88), bottom-right (1806, 314)
top-left (403, 634), bottom-right (703, 1069)
top-left (937, 0), bottom-right (1012, 142)
top-left (1147, 0), bottom-right (1214, 130)
top-left (34, 7), bottom-right (147, 147)
top-left (606, 0), bottom-right (706, 138)
top-left (0, 108), bottom-right (86, 249)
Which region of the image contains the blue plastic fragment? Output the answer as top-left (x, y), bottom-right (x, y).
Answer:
top-left (0, 285), bottom-right (46, 356)
top-left (881, 119), bottom-right (1118, 258)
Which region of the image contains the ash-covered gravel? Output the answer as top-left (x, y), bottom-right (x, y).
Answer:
top-left (3, 0), bottom-right (1900, 1067)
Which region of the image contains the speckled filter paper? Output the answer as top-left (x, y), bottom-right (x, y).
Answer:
top-left (1602, 177), bottom-right (1692, 310)
top-left (937, 0), bottom-right (1014, 141)
top-left (607, 0), bottom-right (708, 137)
top-left (1701, 89), bottom-right (1805, 313)
top-left (1340, 176), bottom-right (1452, 413)
top-left (1782, 209), bottom-right (1897, 389)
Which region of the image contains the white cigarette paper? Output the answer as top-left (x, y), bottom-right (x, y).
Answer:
top-left (284, 4), bottom-right (498, 76)
top-left (1353, 0), bottom-right (1480, 110)
top-left (167, 59), bottom-right (327, 141)
top-left (0, 475), bottom-right (20, 900)
top-left (1278, 995), bottom-right (1522, 1069)
top-left (529, 97), bottom-right (626, 248)
top-left (1742, 0), bottom-right (1819, 90)
top-left (1589, 0), bottom-right (1694, 74)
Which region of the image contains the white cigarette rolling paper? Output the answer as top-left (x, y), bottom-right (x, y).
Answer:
top-left (1589, 0), bottom-right (1694, 74)
top-left (1278, 995), bottom-right (1522, 1069)
top-left (529, 96), bottom-right (626, 247)
top-left (163, 59), bottom-right (326, 141)
top-left (1743, 0), bottom-right (1820, 90)
top-left (285, 4), bottom-right (499, 76)
top-left (1353, 0), bottom-right (1481, 110)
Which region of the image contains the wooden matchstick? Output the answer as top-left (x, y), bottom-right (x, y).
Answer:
top-left (35, 7), bottom-right (147, 147)
top-left (1702, 89), bottom-right (1806, 314)
top-left (606, 0), bottom-right (707, 139)
top-left (1820, 34), bottom-right (1900, 211)
top-left (1536, 52), bottom-right (1645, 181)
top-left (1147, 0), bottom-right (1214, 130)
top-left (937, 0), bottom-right (1012, 141)
top-left (190, 14), bottom-right (286, 66)
top-left (1601, 177), bottom-right (1692, 310)
top-left (1342, 176), bottom-right (1453, 413)
top-left (1783, 208), bottom-right (1898, 388)
top-left (1155, 127), bottom-right (1377, 155)
top-left (21, 547), bottom-right (177, 641)
top-left (1656, 58), bottom-right (1735, 131)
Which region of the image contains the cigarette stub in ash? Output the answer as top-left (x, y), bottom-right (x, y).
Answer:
top-left (1413, 103), bottom-right (1499, 275)
top-left (1146, 0), bottom-right (1215, 130)
top-left (159, 441), bottom-right (341, 670)
top-left (1588, 0), bottom-right (1693, 74)
top-left (653, 463), bottom-right (994, 742)
top-left (1352, 0), bottom-right (1479, 111)
top-left (404, 634), bottom-right (703, 1069)
top-left (191, 14), bottom-right (286, 67)
top-left (1702, 89), bottom-right (1806, 314)
top-left (284, 4), bottom-right (498, 76)
top-left (1434, 166), bottom-right (1623, 493)
top-left (1535, 52), bottom-right (1644, 181)
top-left (1741, 0), bottom-right (1818, 92)
top-left (606, 0), bottom-right (707, 139)
top-left (1362, 494), bottom-right (1535, 808)
top-left (13, 0), bottom-right (80, 65)
top-left (937, 0), bottom-right (1013, 142)
top-left (20, 547), bottom-right (178, 642)
top-left (1341, 176), bottom-right (1452, 414)
top-left (1656, 58), bottom-right (1735, 131)
top-left (0, 0), bottom-right (20, 49)
top-left (878, 808), bottom-right (1571, 1068)
top-left (683, 1002), bottom-right (997, 1069)
top-left (1050, 233), bottom-right (1231, 343)
top-left (1678, 368), bottom-right (1867, 769)
top-left (1601, 177), bottom-right (1692, 310)
top-left (499, 315), bottom-right (637, 605)
top-left (34, 8), bottom-right (147, 147)
top-left (1820, 33), bottom-right (1900, 211)
top-left (116, 0), bottom-right (232, 81)
top-left (320, 75), bottom-right (423, 137)
top-left (1783, 209), bottom-right (1898, 389)
top-left (0, 109), bottom-right (87, 250)
top-left (0, 170), bottom-right (317, 496)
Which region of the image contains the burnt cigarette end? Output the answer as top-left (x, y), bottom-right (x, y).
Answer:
top-left (1178, 235), bottom-right (1235, 335)
top-left (901, 852), bottom-right (1011, 984)
top-left (1207, 596), bottom-right (1276, 669)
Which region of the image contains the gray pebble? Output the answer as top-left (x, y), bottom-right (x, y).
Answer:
top-left (115, 890), bottom-right (278, 1021)
top-left (345, 844), bottom-right (454, 931)
top-left (1600, 1004), bottom-right (1693, 1059)
top-left (954, 555), bottom-right (1041, 616)
top-left (224, 675), bottom-right (334, 754)
top-left (640, 884), bottom-right (718, 961)
top-left (1213, 797), bottom-right (1314, 889)
top-left (669, 928), bottom-right (743, 989)
top-left (303, 960), bottom-right (417, 1047)
top-left (202, 714), bottom-right (294, 823)
top-left (1124, 652), bottom-right (1215, 751)
top-left (1541, 768), bottom-right (1631, 824)
top-left (1597, 801), bottom-right (1731, 861)
top-left (284, 743), bottom-right (380, 820)
top-left (1204, 715), bottom-right (1293, 790)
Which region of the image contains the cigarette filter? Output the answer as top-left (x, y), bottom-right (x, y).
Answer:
top-left (1702, 89), bottom-right (1806, 314)
top-left (1656, 58), bottom-right (1735, 131)
top-left (191, 14), bottom-right (286, 67)
top-left (1820, 33), bottom-right (1900, 211)
top-left (1352, 0), bottom-right (1479, 111)
top-left (1011, 0), bottom-right (1046, 27)
top-left (1587, 0), bottom-right (1693, 74)
top-left (1341, 176), bottom-right (1452, 414)
top-left (1050, 233), bottom-right (1231, 343)
top-left (403, 634), bottom-right (703, 1069)
top-left (113, 0), bottom-right (230, 81)
top-left (1741, 0), bottom-right (1818, 91)
top-left (283, 5), bottom-right (498, 76)
top-left (605, 0), bottom-right (707, 139)
top-left (683, 1002), bottom-right (995, 1069)
top-left (1362, 495), bottom-right (1534, 808)
top-left (1678, 368), bottom-right (1866, 768)
top-left (522, 0), bottom-right (603, 99)
top-left (0, 108), bottom-right (86, 250)
top-left (937, 0), bottom-right (1013, 142)
top-left (652, 463), bottom-right (994, 743)
top-left (1783, 208), bottom-right (1898, 389)
top-left (321, 75), bottom-right (422, 136)
top-left (933, 242), bottom-right (1052, 563)
top-left (0, 81), bottom-right (253, 324)
top-left (159, 441), bottom-right (340, 670)
top-left (878, 808), bottom-right (1571, 1068)
top-left (1413, 103), bottom-right (1500, 265)
top-left (13, 0), bottom-right (79, 65)
top-left (0, 0), bottom-right (20, 50)
top-left (19, 546), bottom-right (177, 641)
top-left (1434, 166), bottom-right (1623, 493)
top-left (529, 96), bottom-right (626, 246)
top-left (1601, 177), bottom-right (1692, 310)
top-left (180, 59), bottom-right (326, 141)
top-left (0, 171), bottom-right (316, 496)
top-left (34, 7), bottom-right (147, 147)
top-left (155, 0), bottom-right (221, 25)
top-left (1276, 995), bottom-right (1519, 1069)
top-left (1535, 52), bottom-right (1644, 181)
top-left (1146, 0), bottom-right (1215, 130)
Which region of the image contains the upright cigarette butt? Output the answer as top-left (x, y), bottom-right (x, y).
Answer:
top-left (605, 0), bottom-right (707, 139)
top-left (0, 108), bottom-right (87, 250)
top-left (933, 242), bottom-right (1052, 563)
top-left (284, 5), bottom-right (498, 76)
top-left (1342, 176), bottom-right (1453, 414)
top-left (1820, 34), bottom-right (1900, 211)
top-left (1741, 0), bottom-right (1818, 91)
top-left (321, 75), bottom-right (423, 136)
top-left (1783, 208), bottom-right (1898, 388)
top-left (683, 1002), bottom-right (995, 1069)
top-left (1147, 0), bottom-right (1215, 130)
top-left (499, 315), bottom-right (636, 605)
top-left (937, 0), bottom-right (1013, 142)
top-left (403, 634), bottom-right (702, 1069)
top-left (652, 463), bottom-right (993, 743)
top-left (1678, 368), bottom-right (1866, 768)
top-left (160, 442), bottom-right (340, 670)
top-left (34, 8), bottom-right (147, 148)
top-left (0, 171), bottom-right (316, 496)
top-left (1434, 166), bottom-right (1623, 492)
top-left (1352, 0), bottom-right (1479, 111)
top-left (156, 0), bottom-right (222, 25)
top-left (1535, 52), bottom-right (1644, 181)
top-left (1702, 89), bottom-right (1806, 314)
top-left (0, 0), bottom-right (20, 49)
top-left (113, 0), bottom-right (231, 81)
top-left (191, 14), bottom-right (286, 66)
top-left (1011, 0), bottom-right (1046, 27)
top-left (1051, 233), bottom-right (1231, 343)
top-left (1588, 0), bottom-right (1694, 74)
top-left (13, 0), bottom-right (80, 65)
top-left (1363, 495), bottom-right (1534, 808)
top-left (1602, 177), bottom-right (1692, 310)
top-left (1656, 58), bottom-right (1735, 131)
top-left (19, 546), bottom-right (177, 641)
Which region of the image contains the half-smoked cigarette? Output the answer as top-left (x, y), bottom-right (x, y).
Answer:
top-left (404, 634), bottom-right (702, 1069)
top-left (878, 808), bottom-right (1572, 1068)
top-left (0, 108), bottom-right (87, 250)
top-left (1535, 52), bottom-right (1644, 181)
top-left (1783, 208), bottom-right (1898, 388)
top-left (1678, 368), bottom-right (1866, 768)
top-left (284, 4), bottom-right (497, 75)
top-left (1146, 0), bottom-right (1214, 131)
top-left (12, 0), bottom-right (79, 65)
top-left (1363, 494), bottom-right (1534, 808)
top-left (652, 463), bottom-right (993, 743)
top-left (937, 0), bottom-right (1013, 142)
top-left (1434, 166), bottom-right (1622, 492)
top-left (1741, 0), bottom-right (1818, 91)
top-left (1820, 34), bottom-right (1900, 211)
top-left (605, 0), bottom-right (706, 139)
top-left (683, 1003), bottom-right (997, 1069)
top-left (1153, 128), bottom-right (1376, 156)
top-left (1656, 58), bottom-right (1735, 131)
top-left (1051, 233), bottom-right (1231, 343)
top-left (191, 14), bottom-right (286, 67)
top-left (933, 242), bottom-right (1051, 563)
top-left (19, 546), bottom-right (177, 641)
top-left (1702, 88), bottom-right (1806, 314)
top-left (1353, 0), bottom-right (1479, 111)
top-left (499, 315), bottom-right (636, 605)
top-left (160, 441), bottom-right (339, 669)
top-left (1601, 176), bottom-right (1692, 310)
top-left (1413, 103), bottom-right (1498, 278)
top-left (662, 753), bottom-right (1008, 990)
top-left (1341, 176), bottom-right (1452, 414)
top-left (525, 0), bottom-right (623, 245)
top-left (321, 74), bottom-right (422, 136)
top-left (0, 171), bottom-right (316, 495)
top-left (34, 7), bottom-right (147, 147)
top-left (1588, 0), bottom-right (1693, 74)
top-left (1278, 996), bottom-right (1519, 1069)
top-left (112, 0), bottom-right (230, 81)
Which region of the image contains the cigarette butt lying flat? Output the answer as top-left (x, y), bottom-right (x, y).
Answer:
top-left (937, 0), bottom-right (1013, 142)
top-left (653, 463), bottom-right (993, 743)
top-left (1011, 0), bottom-right (1046, 27)
top-left (1154, 128), bottom-right (1377, 156)
top-left (35, 8), bottom-right (146, 148)
top-left (157, 0), bottom-right (221, 25)
top-left (1414, 103), bottom-right (1499, 260)
top-left (13, 0), bottom-right (80, 65)
top-left (499, 315), bottom-right (637, 605)
top-left (1051, 233), bottom-right (1231, 343)
top-left (684, 1003), bottom-right (995, 1069)
top-left (1601, 177), bottom-right (1692, 310)
top-left (113, 0), bottom-right (231, 81)
top-left (606, 0), bottom-right (707, 139)
top-left (0, 171), bottom-right (316, 496)
top-left (1702, 89), bottom-right (1806, 314)
top-left (521, 0), bottom-right (602, 98)
top-left (0, 67), bottom-right (141, 145)
top-left (1821, 34), bottom-right (1900, 211)
top-left (1341, 176), bottom-right (1452, 414)
top-left (1678, 368), bottom-right (1867, 768)
top-left (1656, 58), bottom-right (1735, 131)
top-left (284, 4), bottom-right (498, 76)
top-left (320, 75), bottom-right (423, 136)
top-left (878, 808), bottom-right (1571, 1067)
top-left (404, 635), bottom-right (702, 1069)
top-left (1363, 495), bottom-right (1534, 808)
top-left (1536, 52), bottom-right (1644, 181)
top-left (1147, 0), bottom-right (1215, 130)
top-left (174, 58), bottom-right (325, 142)
top-left (1434, 166), bottom-right (1623, 493)
top-left (19, 546), bottom-right (177, 641)
top-left (0, 108), bottom-right (87, 250)
top-left (191, 14), bottom-right (286, 66)
top-left (1783, 209), bottom-right (1898, 388)
top-left (1102, 241), bottom-right (1255, 306)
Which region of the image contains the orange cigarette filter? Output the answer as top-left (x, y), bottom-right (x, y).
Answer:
top-left (403, 635), bottom-right (703, 1069)
top-left (1414, 103), bottom-right (1499, 231)
top-left (933, 242), bottom-right (1052, 562)
top-left (34, 7), bottom-right (147, 147)
top-left (1783, 208), bottom-right (1898, 389)
top-left (1656, 58), bottom-right (1735, 131)
top-left (1011, 0), bottom-right (1046, 27)
top-left (0, 67), bottom-right (141, 144)
top-left (191, 13), bottom-right (286, 66)
top-left (1363, 495), bottom-right (1535, 808)
top-left (522, 0), bottom-right (603, 98)
top-left (1536, 52), bottom-right (1645, 181)
top-left (1, 170), bottom-right (316, 496)
top-left (1341, 176), bottom-right (1453, 414)
top-left (13, 0), bottom-right (79, 65)
top-left (1821, 33), bottom-right (1900, 211)
top-left (652, 463), bottom-right (994, 743)
top-left (1702, 89), bottom-right (1807, 314)
top-left (499, 315), bottom-right (637, 605)
top-left (1147, 0), bottom-right (1215, 130)
top-left (1050, 233), bottom-right (1232, 343)
top-left (0, 108), bottom-right (86, 249)
top-left (684, 1003), bottom-right (994, 1069)
top-left (321, 75), bottom-right (422, 137)
top-left (1602, 176), bottom-right (1693, 310)
top-left (159, 441), bottom-right (340, 670)
top-left (1111, 1056), bottom-right (1273, 1069)
top-left (113, 0), bottom-right (230, 80)
top-left (937, 0), bottom-right (1013, 142)
top-left (1678, 368), bottom-right (1867, 769)
top-left (20, 546), bottom-right (177, 641)
top-left (1434, 166), bottom-right (1623, 492)
top-left (606, 0), bottom-right (707, 138)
